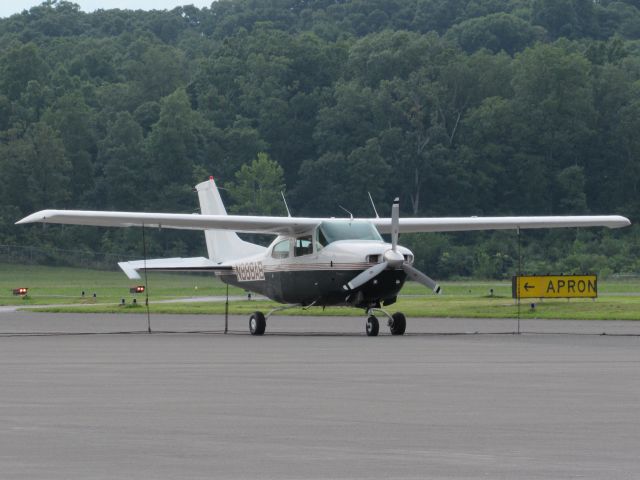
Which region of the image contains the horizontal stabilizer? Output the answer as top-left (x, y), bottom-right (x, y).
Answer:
top-left (118, 257), bottom-right (231, 280)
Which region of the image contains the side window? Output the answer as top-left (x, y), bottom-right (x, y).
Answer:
top-left (271, 239), bottom-right (290, 259)
top-left (294, 236), bottom-right (313, 257)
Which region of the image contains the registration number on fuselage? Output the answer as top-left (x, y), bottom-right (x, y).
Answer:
top-left (234, 261), bottom-right (265, 282)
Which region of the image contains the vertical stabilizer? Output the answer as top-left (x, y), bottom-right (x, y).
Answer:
top-left (196, 177), bottom-right (265, 263)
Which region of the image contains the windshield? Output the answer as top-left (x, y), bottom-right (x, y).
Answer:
top-left (318, 221), bottom-right (383, 246)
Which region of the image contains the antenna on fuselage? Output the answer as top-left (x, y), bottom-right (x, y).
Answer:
top-left (338, 205), bottom-right (354, 221)
top-left (281, 191), bottom-right (292, 217)
top-left (367, 192), bottom-right (380, 218)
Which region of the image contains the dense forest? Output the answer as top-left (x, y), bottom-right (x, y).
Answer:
top-left (1, 0), bottom-right (639, 278)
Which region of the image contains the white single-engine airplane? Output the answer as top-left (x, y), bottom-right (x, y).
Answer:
top-left (17, 177), bottom-right (631, 336)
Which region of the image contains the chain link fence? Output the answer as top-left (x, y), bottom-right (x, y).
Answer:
top-left (0, 244), bottom-right (136, 271)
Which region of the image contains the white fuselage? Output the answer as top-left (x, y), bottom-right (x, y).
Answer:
top-left (218, 222), bottom-right (414, 307)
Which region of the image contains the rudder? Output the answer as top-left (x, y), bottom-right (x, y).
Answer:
top-left (196, 177), bottom-right (265, 263)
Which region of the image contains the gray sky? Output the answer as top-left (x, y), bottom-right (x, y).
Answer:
top-left (0, 1), bottom-right (213, 18)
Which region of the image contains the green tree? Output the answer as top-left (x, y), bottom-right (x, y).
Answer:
top-left (125, 42), bottom-right (189, 101)
top-left (346, 30), bottom-right (435, 87)
top-left (42, 92), bottom-right (96, 205)
top-left (555, 165), bottom-right (588, 213)
top-left (532, 0), bottom-right (598, 39)
top-left (145, 88), bottom-right (208, 210)
top-left (412, 0), bottom-right (468, 33)
top-left (0, 123), bottom-right (71, 213)
top-left (511, 43), bottom-right (595, 173)
top-left (613, 98), bottom-right (640, 216)
top-left (446, 13), bottom-right (545, 55)
top-left (294, 151), bottom-right (350, 215)
top-left (225, 152), bottom-right (286, 215)
top-left (96, 112), bottom-right (145, 210)
top-left (0, 42), bottom-right (49, 101)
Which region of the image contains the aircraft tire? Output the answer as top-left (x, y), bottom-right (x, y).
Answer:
top-left (389, 312), bottom-right (406, 336)
top-left (249, 311), bottom-right (266, 335)
top-left (366, 315), bottom-right (379, 337)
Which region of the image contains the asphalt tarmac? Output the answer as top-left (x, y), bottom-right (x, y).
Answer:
top-left (1, 311), bottom-right (639, 479)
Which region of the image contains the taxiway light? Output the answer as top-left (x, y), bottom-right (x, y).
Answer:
top-left (130, 285), bottom-right (145, 294)
top-left (13, 287), bottom-right (28, 296)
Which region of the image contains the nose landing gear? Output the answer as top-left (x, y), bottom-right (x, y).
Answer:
top-left (366, 315), bottom-right (379, 336)
top-left (389, 312), bottom-right (406, 335)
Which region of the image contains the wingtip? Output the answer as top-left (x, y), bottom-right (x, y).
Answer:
top-left (612, 216), bottom-right (632, 228)
top-left (15, 213), bottom-right (38, 225)
top-left (15, 210), bottom-right (53, 225)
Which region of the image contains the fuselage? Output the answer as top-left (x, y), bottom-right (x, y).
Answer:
top-left (216, 220), bottom-right (414, 308)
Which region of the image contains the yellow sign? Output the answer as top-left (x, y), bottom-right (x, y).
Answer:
top-left (512, 275), bottom-right (597, 299)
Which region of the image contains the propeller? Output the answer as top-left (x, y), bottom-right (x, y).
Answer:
top-left (343, 197), bottom-right (441, 294)
top-left (343, 261), bottom-right (389, 291)
top-left (402, 263), bottom-right (441, 294)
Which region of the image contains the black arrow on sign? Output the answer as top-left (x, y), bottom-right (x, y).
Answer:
top-left (523, 283), bottom-right (534, 291)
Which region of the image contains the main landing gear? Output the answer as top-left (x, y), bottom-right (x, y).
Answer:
top-left (365, 309), bottom-right (406, 336)
top-left (249, 311), bottom-right (266, 335)
top-left (249, 303), bottom-right (305, 335)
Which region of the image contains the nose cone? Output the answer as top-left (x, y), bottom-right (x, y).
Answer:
top-left (383, 249), bottom-right (404, 267)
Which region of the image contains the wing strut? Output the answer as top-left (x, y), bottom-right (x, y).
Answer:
top-left (142, 224), bottom-right (151, 334)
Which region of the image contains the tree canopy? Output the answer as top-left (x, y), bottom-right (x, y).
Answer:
top-left (1, 0), bottom-right (639, 277)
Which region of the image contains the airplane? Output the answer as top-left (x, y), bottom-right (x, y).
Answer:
top-left (17, 177), bottom-right (631, 336)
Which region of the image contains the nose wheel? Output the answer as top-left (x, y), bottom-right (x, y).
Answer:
top-left (389, 312), bottom-right (406, 335)
top-left (366, 315), bottom-right (379, 336)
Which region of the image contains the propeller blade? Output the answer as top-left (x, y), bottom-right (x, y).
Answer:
top-left (343, 261), bottom-right (389, 291)
top-left (391, 197), bottom-right (399, 252)
top-left (402, 263), bottom-right (442, 294)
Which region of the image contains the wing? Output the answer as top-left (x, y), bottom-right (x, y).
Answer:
top-left (371, 215), bottom-right (631, 233)
top-left (16, 210), bottom-right (630, 235)
top-left (117, 257), bottom-right (231, 280)
top-left (16, 210), bottom-right (320, 235)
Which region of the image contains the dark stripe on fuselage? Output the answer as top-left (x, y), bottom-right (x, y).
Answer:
top-left (218, 269), bottom-right (406, 307)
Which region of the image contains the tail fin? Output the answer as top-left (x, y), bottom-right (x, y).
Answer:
top-left (196, 177), bottom-right (266, 263)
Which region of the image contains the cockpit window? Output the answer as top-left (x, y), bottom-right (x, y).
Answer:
top-left (317, 221), bottom-right (383, 246)
top-left (294, 236), bottom-right (313, 257)
top-left (272, 239), bottom-right (290, 259)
